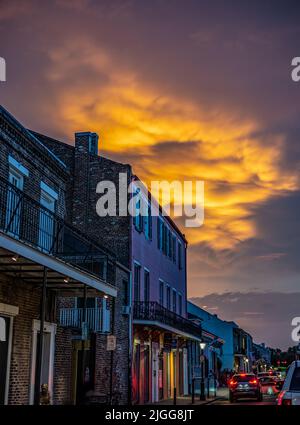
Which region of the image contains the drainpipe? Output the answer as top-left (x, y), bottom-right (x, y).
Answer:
top-left (109, 296), bottom-right (116, 404)
top-left (80, 284), bottom-right (87, 404)
top-left (128, 167), bottom-right (133, 405)
top-left (35, 267), bottom-right (47, 405)
top-left (128, 270), bottom-right (133, 405)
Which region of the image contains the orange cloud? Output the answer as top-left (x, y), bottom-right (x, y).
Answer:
top-left (43, 37), bottom-right (299, 252)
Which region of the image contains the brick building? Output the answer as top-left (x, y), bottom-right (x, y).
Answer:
top-left (35, 129), bottom-right (203, 404)
top-left (0, 106), bottom-right (126, 405)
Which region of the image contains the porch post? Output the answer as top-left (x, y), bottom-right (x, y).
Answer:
top-left (34, 266), bottom-right (47, 405)
top-left (109, 296), bottom-right (115, 404)
top-left (79, 284), bottom-right (87, 404)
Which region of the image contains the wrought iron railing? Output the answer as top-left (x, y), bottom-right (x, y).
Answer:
top-left (59, 307), bottom-right (110, 332)
top-left (133, 301), bottom-right (202, 339)
top-left (0, 176), bottom-right (115, 284)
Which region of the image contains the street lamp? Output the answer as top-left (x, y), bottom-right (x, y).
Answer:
top-left (200, 341), bottom-right (206, 401)
top-left (245, 358), bottom-right (249, 372)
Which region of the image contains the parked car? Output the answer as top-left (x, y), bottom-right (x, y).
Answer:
top-left (258, 376), bottom-right (277, 395)
top-left (228, 373), bottom-right (262, 403)
top-left (277, 361), bottom-right (300, 405)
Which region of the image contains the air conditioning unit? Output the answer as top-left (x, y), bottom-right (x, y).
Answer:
top-left (122, 306), bottom-right (131, 315)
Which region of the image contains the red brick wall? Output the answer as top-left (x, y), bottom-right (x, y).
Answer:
top-left (0, 275), bottom-right (40, 404)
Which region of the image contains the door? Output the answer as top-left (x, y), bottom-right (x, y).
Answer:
top-left (30, 321), bottom-right (56, 404)
top-left (75, 340), bottom-right (94, 405)
top-left (132, 343), bottom-right (141, 404)
top-left (0, 316), bottom-right (10, 405)
top-left (38, 189), bottom-right (56, 252)
top-left (143, 345), bottom-right (150, 403)
top-left (6, 168), bottom-right (23, 237)
top-left (152, 343), bottom-right (159, 402)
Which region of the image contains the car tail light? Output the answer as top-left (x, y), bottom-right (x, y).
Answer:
top-left (249, 379), bottom-right (258, 385)
top-left (229, 380), bottom-right (237, 387)
top-left (277, 391), bottom-right (292, 406)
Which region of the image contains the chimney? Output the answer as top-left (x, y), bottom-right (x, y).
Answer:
top-left (75, 132), bottom-right (99, 155)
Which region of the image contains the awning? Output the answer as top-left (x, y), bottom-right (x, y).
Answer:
top-left (0, 232), bottom-right (117, 297)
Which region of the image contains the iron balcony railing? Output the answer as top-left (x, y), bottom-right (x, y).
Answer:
top-left (0, 176), bottom-right (115, 284)
top-left (59, 307), bottom-right (110, 333)
top-left (133, 301), bottom-right (202, 339)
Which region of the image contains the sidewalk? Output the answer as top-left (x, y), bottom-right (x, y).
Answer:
top-left (154, 387), bottom-right (228, 405)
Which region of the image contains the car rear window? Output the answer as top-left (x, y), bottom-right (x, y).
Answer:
top-left (290, 367), bottom-right (300, 391)
top-left (235, 375), bottom-right (256, 382)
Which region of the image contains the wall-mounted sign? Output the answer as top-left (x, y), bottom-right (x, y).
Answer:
top-left (107, 335), bottom-right (116, 351)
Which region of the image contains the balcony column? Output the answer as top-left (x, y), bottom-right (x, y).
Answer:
top-left (109, 296), bottom-right (115, 404)
top-left (79, 284), bottom-right (87, 403)
top-left (34, 267), bottom-right (47, 405)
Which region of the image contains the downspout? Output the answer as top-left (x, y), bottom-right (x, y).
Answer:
top-left (109, 296), bottom-right (116, 404)
top-left (128, 166), bottom-right (133, 405)
top-left (35, 266), bottom-right (47, 405)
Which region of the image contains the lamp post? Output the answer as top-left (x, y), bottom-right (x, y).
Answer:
top-left (200, 341), bottom-right (206, 401)
top-left (245, 358), bottom-right (249, 373)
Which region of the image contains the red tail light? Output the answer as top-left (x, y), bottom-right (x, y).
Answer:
top-left (229, 380), bottom-right (237, 386)
top-left (249, 379), bottom-right (258, 385)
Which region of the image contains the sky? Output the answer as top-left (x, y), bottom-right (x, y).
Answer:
top-left (1, 0), bottom-right (300, 349)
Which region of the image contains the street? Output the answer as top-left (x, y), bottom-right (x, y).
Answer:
top-left (210, 388), bottom-right (277, 405)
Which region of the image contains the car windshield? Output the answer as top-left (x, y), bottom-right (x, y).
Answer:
top-left (290, 367), bottom-right (300, 391)
top-left (234, 374), bottom-right (256, 382)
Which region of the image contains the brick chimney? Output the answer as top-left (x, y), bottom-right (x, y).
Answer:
top-left (75, 132), bottom-right (99, 155)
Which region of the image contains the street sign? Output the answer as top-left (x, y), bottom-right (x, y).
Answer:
top-left (107, 335), bottom-right (116, 351)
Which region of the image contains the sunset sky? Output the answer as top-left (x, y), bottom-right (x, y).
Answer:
top-left (1, 0), bottom-right (300, 348)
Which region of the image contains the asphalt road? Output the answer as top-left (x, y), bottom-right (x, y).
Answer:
top-left (210, 394), bottom-right (277, 405)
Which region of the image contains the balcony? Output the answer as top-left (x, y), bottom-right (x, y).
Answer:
top-left (0, 176), bottom-right (116, 295)
top-left (133, 301), bottom-right (202, 340)
top-left (59, 307), bottom-right (110, 333)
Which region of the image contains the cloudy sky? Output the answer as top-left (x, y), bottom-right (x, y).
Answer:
top-left (1, 0), bottom-right (300, 348)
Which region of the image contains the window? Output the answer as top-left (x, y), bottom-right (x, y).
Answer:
top-left (172, 235), bottom-right (177, 263)
top-left (172, 289), bottom-right (177, 313)
top-left (144, 203), bottom-right (152, 240)
top-left (290, 367), bottom-right (300, 391)
top-left (76, 297), bottom-right (97, 309)
top-left (157, 217), bottom-right (163, 250)
top-left (38, 184), bottom-right (57, 252)
top-left (133, 197), bottom-right (143, 232)
top-left (123, 279), bottom-right (129, 306)
top-left (178, 241), bottom-right (182, 269)
top-left (166, 286), bottom-right (171, 310)
top-left (159, 280), bottom-right (164, 306)
top-left (6, 167), bottom-right (24, 237)
top-left (134, 263), bottom-right (141, 302)
top-left (166, 227), bottom-right (170, 257)
top-left (178, 293), bottom-right (182, 316)
top-left (162, 223), bottom-right (166, 254)
top-left (144, 270), bottom-right (150, 302)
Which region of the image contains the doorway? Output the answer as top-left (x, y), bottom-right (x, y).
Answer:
top-left (30, 320), bottom-right (56, 404)
top-left (71, 338), bottom-right (95, 405)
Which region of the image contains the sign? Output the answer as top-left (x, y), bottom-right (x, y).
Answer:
top-left (107, 335), bottom-right (116, 351)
